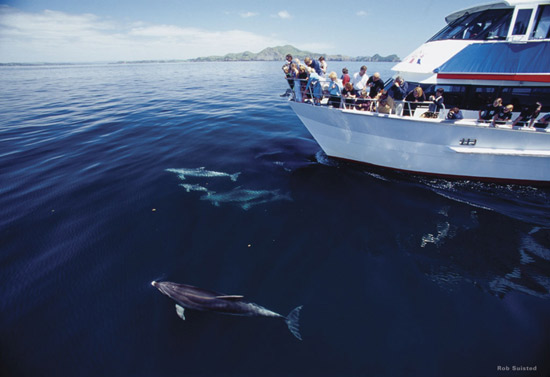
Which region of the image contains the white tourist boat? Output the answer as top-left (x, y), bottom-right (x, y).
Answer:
top-left (288, 0), bottom-right (550, 184)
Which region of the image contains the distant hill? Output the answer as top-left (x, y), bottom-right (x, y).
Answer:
top-left (188, 45), bottom-right (400, 62)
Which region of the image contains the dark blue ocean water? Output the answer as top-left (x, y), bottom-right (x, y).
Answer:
top-left (1, 61), bottom-right (550, 377)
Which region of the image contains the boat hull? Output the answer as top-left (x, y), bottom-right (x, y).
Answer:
top-left (289, 102), bottom-right (550, 184)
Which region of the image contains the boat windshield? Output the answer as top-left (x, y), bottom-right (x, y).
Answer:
top-left (532, 5), bottom-right (550, 39)
top-left (429, 9), bottom-right (513, 41)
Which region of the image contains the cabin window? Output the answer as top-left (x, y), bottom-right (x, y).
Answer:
top-left (472, 87), bottom-right (498, 108)
top-left (424, 85), bottom-right (467, 108)
top-left (500, 87), bottom-right (550, 112)
top-left (531, 5), bottom-right (550, 39)
top-left (512, 9), bottom-right (533, 35)
top-left (428, 9), bottom-right (512, 41)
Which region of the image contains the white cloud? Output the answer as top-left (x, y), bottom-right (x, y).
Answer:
top-left (277, 10), bottom-right (291, 19)
top-left (0, 6), bottom-right (286, 62)
top-left (240, 11), bottom-right (258, 18)
top-left (356, 10), bottom-right (368, 17)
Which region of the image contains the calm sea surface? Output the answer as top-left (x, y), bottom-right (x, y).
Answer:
top-left (1, 61), bottom-right (550, 377)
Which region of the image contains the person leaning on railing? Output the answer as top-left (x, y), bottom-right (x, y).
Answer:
top-left (491, 104), bottom-right (513, 127)
top-left (403, 86), bottom-right (426, 116)
top-left (478, 98), bottom-right (502, 123)
top-left (367, 72), bottom-right (385, 98)
top-left (342, 82), bottom-right (357, 110)
top-left (535, 113), bottom-right (550, 129)
top-left (305, 68), bottom-right (323, 106)
top-left (297, 65), bottom-right (309, 102)
top-left (428, 88), bottom-right (445, 115)
top-left (388, 76), bottom-right (407, 115)
top-left (513, 102), bottom-right (542, 128)
top-left (447, 107), bottom-right (464, 120)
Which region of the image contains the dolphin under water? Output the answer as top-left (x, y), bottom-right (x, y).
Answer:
top-left (151, 281), bottom-right (303, 340)
top-left (200, 187), bottom-right (292, 210)
top-left (166, 167), bottom-right (241, 182)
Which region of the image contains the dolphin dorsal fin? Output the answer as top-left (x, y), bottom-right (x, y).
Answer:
top-left (215, 295), bottom-right (244, 300)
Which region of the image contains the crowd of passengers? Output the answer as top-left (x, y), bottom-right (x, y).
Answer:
top-left (282, 54), bottom-right (550, 129)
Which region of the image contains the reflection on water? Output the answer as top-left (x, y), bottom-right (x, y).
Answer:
top-left (420, 177), bottom-right (550, 226)
top-left (314, 153), bottom-right (550, 300)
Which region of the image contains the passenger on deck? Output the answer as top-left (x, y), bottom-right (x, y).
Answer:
top-left (421, 88), bottom-right (444, 118)
top-left (283, 54), bottom-right (302, 97)
top-left (342, 82), bottom-right (357, 110)
top-left (352, 66), bottom-right (369, 93)
top-left (356, 88), bottom-right (371, 111)
top-left (405, 86), bottom-right (426, 102)
top-left (281, 59), bottom-right (294, 97)
top-left (304, 57), bottom-right (323, 76)
top-left (513, 102), bottom-right (542, 128)
top-left (404, 86), bottom-right (426, 116)
top-left (375, 90), bottom-right (393, 114)
top-left (289, 63), bottom-right (302, 102)
top-left (535, 113), bottom-right (550, 129)
top-left (305, 68), bottom-right (323, 105)
top-left (327, 71), bottom-right (342, 108)
top-left (491, 104), bottom-right (513, 126)
top-left (478, 98), bottom-right (502, 122)
top-left (341, 68), bottom-right (350, 86)
top-left (388, 76), bottom-right (407, 115)
top-left (446, 107), bottom-right (464, 120)
top-left (366, 72), bottom-right (385, 98)
top-left (318, 56), bottom-right (327, 76)
top-left (388, 77), bottom-right (407, 101)
top-left (282, 65), bottom-right (292, 87)
top-left (285, 54), bottom-right (297, 66)
top-left (297, 65), bottom-right (309, 102)
top-left (428, 88), bottom-right (445, 114)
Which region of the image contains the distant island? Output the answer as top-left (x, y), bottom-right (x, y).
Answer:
top-left (0, 45), bottom-right (399, 66)
top-left (187, 45), bottom-right (400, 63)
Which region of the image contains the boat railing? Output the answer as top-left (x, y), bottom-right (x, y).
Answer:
top-left (283, 76), bottom-right (549, 131)
top-left (285, 77), bottom-right (445, 116)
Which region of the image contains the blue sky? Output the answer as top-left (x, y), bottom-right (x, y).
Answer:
top-left (0, 0), bottom-right (483, 63)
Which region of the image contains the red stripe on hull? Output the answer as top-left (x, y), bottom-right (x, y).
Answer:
top-left (437, 73), bottom-right (550, 83)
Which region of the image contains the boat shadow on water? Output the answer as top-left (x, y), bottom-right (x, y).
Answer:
top-left (292, 152), bottom-right (550, 300)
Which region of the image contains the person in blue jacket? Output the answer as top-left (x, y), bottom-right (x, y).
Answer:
top-left (304, 57), bottom-right (323, 76)
top-left (327, 71), bottom-right (342, 108)
top-left (447, 107), bottom-right (463, 120)
top-left (305, 68), bottom-right (323, 105)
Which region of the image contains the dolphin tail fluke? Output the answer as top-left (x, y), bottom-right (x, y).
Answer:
top-left (285, 306), bottom-right (303, 341)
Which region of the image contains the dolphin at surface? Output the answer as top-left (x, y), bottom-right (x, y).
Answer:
top-left (151, 281), bottom-right (303, 340)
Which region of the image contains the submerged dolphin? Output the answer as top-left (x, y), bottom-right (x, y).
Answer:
top-left (166, 167), bottom-right (241, 182)
top-left (200, 187), bottom-right (292, 210)
top-left (151, 281), bottom-right (303, 340)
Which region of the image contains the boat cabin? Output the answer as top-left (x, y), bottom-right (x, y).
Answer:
top-left (391, 1), bottom-right (550, 114)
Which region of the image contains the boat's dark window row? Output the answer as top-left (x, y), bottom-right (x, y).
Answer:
top-left (513, 9), bottom-right (532, 35)
top-left (533, 5), bottom-right (550, 39)
top-left (428, 5), bottom-right (550, 41)
top-left (429, 9), bottom-right (512, 41)
top-left (401, 83), bottom-right (550, 112)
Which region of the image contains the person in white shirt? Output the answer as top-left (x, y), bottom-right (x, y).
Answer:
top-left (352, 65), bottom-right (368, 92)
